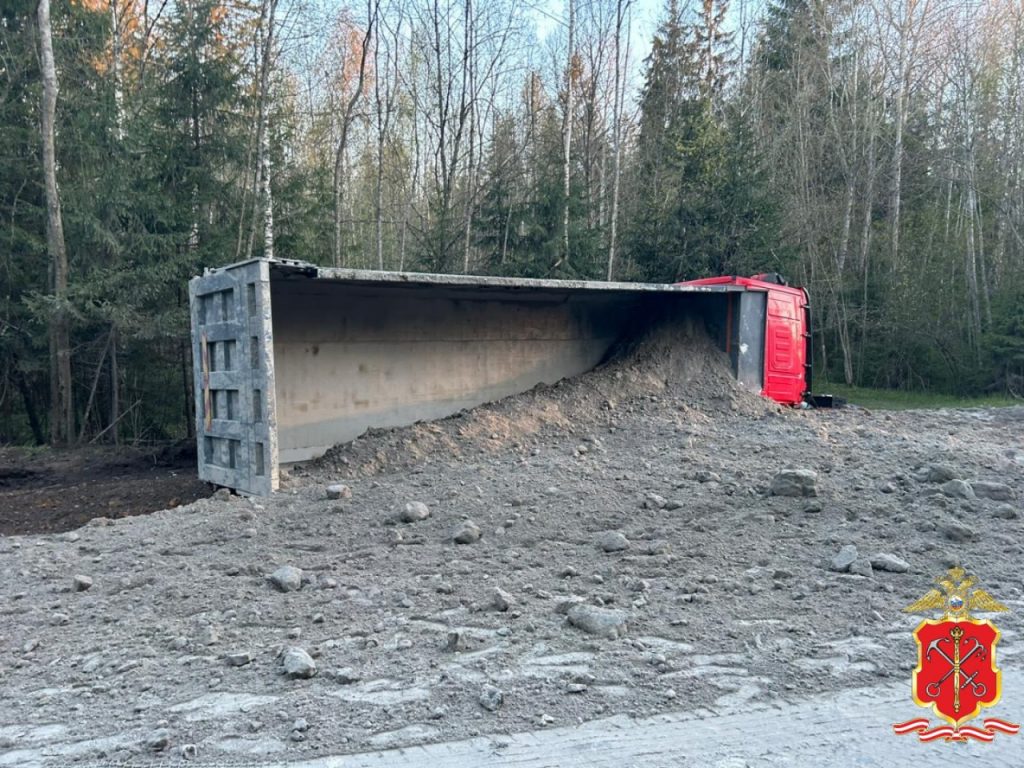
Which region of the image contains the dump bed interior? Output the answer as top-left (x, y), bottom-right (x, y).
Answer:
top-left (189, 259), bottom-right (760, 495)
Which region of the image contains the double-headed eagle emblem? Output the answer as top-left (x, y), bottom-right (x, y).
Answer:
top-left (903, 566), bottom-right (1009, 620)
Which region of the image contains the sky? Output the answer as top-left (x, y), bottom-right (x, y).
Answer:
top-left (528, 0), bottom-right (665, 63)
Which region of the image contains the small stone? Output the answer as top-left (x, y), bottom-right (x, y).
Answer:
top-left (880, 482), bottom-right (897, 494)
top-left (329, 667), bottom-right (361, 684)
top-left (292, 718), bottom-right (309, 732)
top-left (326, 484), bottom-right (352, 500)
top-left (225, 652), bottom-right (253, 667)
top-left (771, 469), bottom-right (818, 497)
top-left (147, 728), bottom-right (171, 751)
top-left (830, 544), bottom-right (858, 573)
top-left (198, 625), bottom-right (220, 646)
top-left (565, 683), bottom-right (588, 694)
top-left (941, 479), bottom-right (975, 499)
top-left (566, 604), bottom-right (629, 639)
top-left (971, 481), bottom-right (1014, 501)
top-left (179, 744), bottom-right (198, 760)
top-left (453, 520), bottom-right (482, 544)
top-left (489, 587), bottom-right (514, 612)
top-left (643, 493), bottom-right (667, 509)
top-left (598, 531), bottom-right (630, 553)
top-left (870, 553), bottom-right (910, 573)
top-left (645, 540), bottom-right (671, 555)
top-left (445, 630), bottom-right (472, 652)
top-left (290, 730), bottom-right (305, 742)
top-left (268, 566), bottom-right (303, 593)
top-left (940, 521), bottom-right (976, 542)
top-left (281, 647), bottom-right (317, 679)
top-left (924, 465), bottom-right (958, 483)
top-left (73, 575), bottom-right (93, 592)
top-left (849, 558), bottom-right (873, 577)
top-left (401, 502), bottom-right (431, 522)
top-left (559, 565), bottom-right (579, 578)
top-left (479, 684), bottom-right (504, 712)
top-left (993, 504), bottom-right (1019, 520)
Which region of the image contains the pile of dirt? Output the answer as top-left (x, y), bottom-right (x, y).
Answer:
top-left (309, 317), bottom-right (781, 480)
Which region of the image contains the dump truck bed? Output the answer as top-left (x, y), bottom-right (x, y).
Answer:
top-left (189, 259), bottom-right (774, 495)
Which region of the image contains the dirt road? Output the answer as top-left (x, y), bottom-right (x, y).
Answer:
top-left (1, 377), bottom-right (1021, 766)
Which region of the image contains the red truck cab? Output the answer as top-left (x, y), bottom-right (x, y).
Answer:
top-left (675, 274), bottom-right (811, 406)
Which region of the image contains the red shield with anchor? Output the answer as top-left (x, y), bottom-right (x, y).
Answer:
top-left (913, 619), bottom-right (1001, 727)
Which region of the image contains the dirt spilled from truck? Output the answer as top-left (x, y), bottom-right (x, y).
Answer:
top-left (311, 317), bottom-right (780, 479)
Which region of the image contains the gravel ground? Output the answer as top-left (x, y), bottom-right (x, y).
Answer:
top-left (1, 331), bottom-right (1022, 766)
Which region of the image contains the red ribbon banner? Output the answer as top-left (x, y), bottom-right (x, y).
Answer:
top-left (893, 718), bottom-right (1020, 743)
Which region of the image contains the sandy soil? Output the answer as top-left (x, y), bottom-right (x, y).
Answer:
top-left (0, 331), bottom-right (1021, 766)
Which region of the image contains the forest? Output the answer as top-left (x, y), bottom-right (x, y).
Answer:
top-left (1, 0), bottom-right (1022, 446)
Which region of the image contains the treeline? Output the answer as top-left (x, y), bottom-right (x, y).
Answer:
top-left (1, 0), bottom-right (1022, 445)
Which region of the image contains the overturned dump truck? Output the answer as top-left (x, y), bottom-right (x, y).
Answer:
top-left (189, 259), bottom-right (812, 495)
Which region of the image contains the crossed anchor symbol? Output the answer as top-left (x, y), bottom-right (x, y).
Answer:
top-left (925, 626), bottom-right (987, 712)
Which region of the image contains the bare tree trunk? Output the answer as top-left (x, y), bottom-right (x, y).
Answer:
top-left (333, 0), bottom-right (376, 267)
top-left (561, 0), bottom-right (575, 270)
top-left (245, 0), bottom-right (278, 261)
top-left (38, 0), bottom-right (73, 445)
top-left (110, 326), bottom-right (119, 445)
top-left (606, 0), bottom-right (629, 280)
top-left (110, 0), bottom-right (124, 140)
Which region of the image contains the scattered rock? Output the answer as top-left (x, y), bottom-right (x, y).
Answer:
top-left (940, 521), bottom-right (977, 542)
top-left (326, 483), bottom-right (352, 500)
top-left (179, 744), bottom-right (198, 760)
top-left (565, 683), bottom-right (588, 694)
top-left (566, 604), bottom-right (629, 639)
top-left (281, 647), bottom-right (317, 679)
top-left (402, 501), bottom-right (431, 522)
top-left (643, 493), bottom-right (667, 509)
top-left (830, 544), bottom-right (858, 573)
top-left (489, 587), bottom-right (514, 612)
top-left (292, 718), bottom-right (309, 732)
top-left (268, 566), bottom-right (303, 593)
top-left (445, 630), bottom-right (473, 652)
top-left (327, 667), bottom-right (361, 684)
top-left (771, 469), bottom-right (818, 497)
top-left (971, 481), bottom-right (1014, 501)
top-left (645, 540), bottom-right (671, 555)
top-left (147, 728), bottom-right (171, 752)
top-left (72, 575), bottom-right (93, 592)
top-left (198, 625), bottom-right (220, 646)
top-left (923, 465), bottom-right (958, 483)
top-left (940, 480), bottom-right (975, 500)
top-left (870, 553), bottom-right (910, 573)
top-left (225, 652), bottom-right (254, 667)
top-left (478, 684), bottom-right (504, 712)
top-left (849, 558), bottom-right (873, 577)
top-left (993, 504), bottom-right (1019, 520)
top-left (453, 519), bottom-right (482, 544)
top-left (597, 531), bottom-right (630, 553)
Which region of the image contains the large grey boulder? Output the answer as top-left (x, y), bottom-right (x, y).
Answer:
top-left (567, 604), bottom-right (629, 639)
top-left (971, 481), bottom-right (1014, 502)
top-left (771, 469), bottom-right (819, 498)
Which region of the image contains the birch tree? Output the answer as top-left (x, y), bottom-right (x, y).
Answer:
top-left (37, 0), bottom-right (73, 444)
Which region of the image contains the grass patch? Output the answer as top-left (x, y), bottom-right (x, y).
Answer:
top-left (818, 384), bottom-right (1020, 411)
